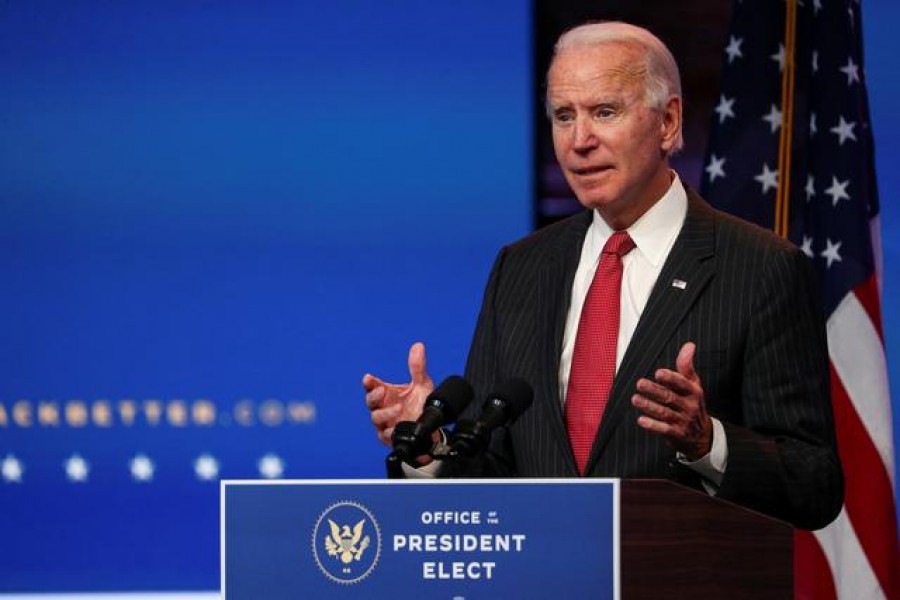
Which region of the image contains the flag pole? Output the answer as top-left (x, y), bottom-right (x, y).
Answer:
top-left (775, 0), bottom-right (798, 239)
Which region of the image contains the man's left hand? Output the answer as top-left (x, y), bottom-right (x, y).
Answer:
top-left (631, 342), bottom-right (712, 460)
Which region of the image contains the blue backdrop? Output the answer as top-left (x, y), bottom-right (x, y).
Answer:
top-left (0, 0), bottom-right (530, 592)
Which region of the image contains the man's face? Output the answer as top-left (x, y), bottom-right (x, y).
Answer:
top-left (547, 42), bottom-right (679, 226)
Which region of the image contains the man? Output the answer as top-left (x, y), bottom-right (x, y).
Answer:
top-left (364, 22), bottom-right (843, 530)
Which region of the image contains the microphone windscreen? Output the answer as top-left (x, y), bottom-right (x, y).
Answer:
top-left (427, 375), bottom-right (474, 422)
top-left (489, 378), bottom-right (534, 420)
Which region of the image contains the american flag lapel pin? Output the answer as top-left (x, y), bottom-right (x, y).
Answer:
top-left (672, 279), bottom-right (687, 290)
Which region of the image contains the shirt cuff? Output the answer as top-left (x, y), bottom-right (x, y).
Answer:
top-left (676, 417), bottom-right (728, 492)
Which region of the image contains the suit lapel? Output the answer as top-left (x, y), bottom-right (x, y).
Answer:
top-left (586, 191), bottom-right (718, 470)
top-left (537, 211), bottom-right (591, 475)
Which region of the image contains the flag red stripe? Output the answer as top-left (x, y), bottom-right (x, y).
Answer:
top-left (853, 273), bottom-right (885, 341)
top-left (794, 529), bottom-right (837, 600)
top-left (830, 368), bottom-right (900, 598)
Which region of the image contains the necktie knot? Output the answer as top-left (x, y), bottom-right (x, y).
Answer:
top-left (603, 231), bottom-right (635, 258)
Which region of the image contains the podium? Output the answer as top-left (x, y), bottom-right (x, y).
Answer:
top-left (222, 479), bottom-right (792, 599)
top-left (620, 479), bottom-right (791, 597)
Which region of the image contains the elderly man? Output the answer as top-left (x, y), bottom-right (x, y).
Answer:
top-left (364, 22), bottom-right (843, 530)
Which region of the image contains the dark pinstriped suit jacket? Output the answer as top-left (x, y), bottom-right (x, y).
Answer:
top-left (454, 188), bottom-right (843, 530)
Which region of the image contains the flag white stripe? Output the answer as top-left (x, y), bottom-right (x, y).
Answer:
top-left (815, 506), bottom-right (886, 599)
top-left (827, 291), bottom-right (896, 487)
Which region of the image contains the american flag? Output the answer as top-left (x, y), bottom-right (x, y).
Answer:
top-left (701, 0), bottom-right (899, 598)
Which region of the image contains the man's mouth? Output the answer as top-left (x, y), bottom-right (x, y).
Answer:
top-left (570, 165), bottom-right (612, 176)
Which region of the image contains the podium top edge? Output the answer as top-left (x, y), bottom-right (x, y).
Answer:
top-left (220, 478), bottom-right (623, 487)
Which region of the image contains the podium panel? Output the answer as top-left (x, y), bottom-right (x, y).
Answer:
top-left (620, 480), bottom-right (792, 597)
top-left (222, 479), bottom-right (619, 599)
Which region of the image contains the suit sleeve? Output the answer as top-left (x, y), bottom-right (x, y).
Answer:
top-left (716, 245), bottom-right (843, 530)
top-left (442, 247), bottom-right (518, 477)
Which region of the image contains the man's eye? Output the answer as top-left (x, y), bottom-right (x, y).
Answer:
top-left (595, 108), bottom-right (616, 119)
top-left (553, 111), bottom-right (573, 123)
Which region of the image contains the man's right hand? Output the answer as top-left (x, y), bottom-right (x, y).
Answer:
top-left (363, 342), bottom-right (435, 447)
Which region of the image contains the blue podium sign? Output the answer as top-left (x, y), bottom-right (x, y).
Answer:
top-left (222, 479), bottom-right (619, 599)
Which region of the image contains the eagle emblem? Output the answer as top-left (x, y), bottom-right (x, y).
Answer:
top-left (324, 518), bottom-right (370, 564)
top-left (312, 501), bottom-right (381, 584)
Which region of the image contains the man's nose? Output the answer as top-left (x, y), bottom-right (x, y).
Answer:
top-left (571, 117), bottom-right (598, 152)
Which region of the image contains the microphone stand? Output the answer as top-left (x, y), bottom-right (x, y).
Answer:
top-left (385, 447), bottom-right (455, 479)
top-left (386, 421), bottom-right (453, 479)
top-left (385, 420), bottom-right (428, 479)
top-left (385, 451), bottom-right (405, 479)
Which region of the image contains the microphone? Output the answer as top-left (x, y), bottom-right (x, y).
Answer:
top-left (390, 375), bottom-right (474, 463)
top-left (449, 378), bottom-right (534, 458)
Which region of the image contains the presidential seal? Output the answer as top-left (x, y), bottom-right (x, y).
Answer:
top-left (311, 501), bottom-right (381, 584)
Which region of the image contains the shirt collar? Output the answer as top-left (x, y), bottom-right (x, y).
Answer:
top-left (589, 172), bottom-right (688, 268)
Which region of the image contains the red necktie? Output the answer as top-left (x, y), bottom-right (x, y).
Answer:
top-left (565, 231), bottom-right (636, 475)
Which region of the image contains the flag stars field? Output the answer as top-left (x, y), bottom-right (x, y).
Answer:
top-left (825, 176), bottom-right (851, 206)
top-left (840, 56), bottom-right (860, 85)
top-left (714, 95), bottom-right (736, 124)
top-left (805, 174), bottom-right (816, 201)
top-left (830, 116), bottom-right (857, 145)
top-left (771, 43), bottom-right (785, 71)
top-left (800, 236), bottom-right (815, 259)
top-left (725, 35), bottom-right (743, 63)
top-left (763, 104), bottom-right (783, 133)
top-left (820, 239), bottom-right (843, 268)
top-left (754, 163), bottom-right (778, 194)
top-left (705, 154), bottom-right (726, 182)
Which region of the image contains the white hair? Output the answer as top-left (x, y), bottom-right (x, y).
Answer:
top-left (550, 21), bottom-right (684, 152)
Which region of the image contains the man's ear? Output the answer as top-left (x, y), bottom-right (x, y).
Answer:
top-left (660, 95), bottom-right (682, 153)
